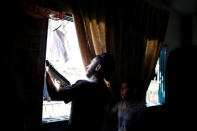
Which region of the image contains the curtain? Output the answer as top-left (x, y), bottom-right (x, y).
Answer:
top-left (71, 0), bottom-right (169, 102)
top-left (106, 1), bottom-right (169, 101)
top-left (19, 0), bottom-right (66, 19)
top-left (46, 20), bottom-right (69, 65)
top-left (140, 4), bottom-right (169, 101)
top-left (73, 1), bottom-right (107, 68)
top-left (158, 46), bottom-right (167, 104)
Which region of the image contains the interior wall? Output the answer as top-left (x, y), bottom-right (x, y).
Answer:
top-left (164, 11), bottom-right (196, 56)
top-left (146, 0), bottom-right (197, 55)
top-left (164, 11), bottom-right (182, 55)
top-left (193, 14), bottom-right (197, 45)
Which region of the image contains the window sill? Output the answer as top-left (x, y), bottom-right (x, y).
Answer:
top-left (42, 115), bottom-right (69, 123)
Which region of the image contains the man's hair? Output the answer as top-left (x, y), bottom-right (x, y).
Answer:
top-left (96, 53), bottom-right (115, 80)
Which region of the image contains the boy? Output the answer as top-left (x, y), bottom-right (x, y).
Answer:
top-left (111, 79), bottom-right (145, 131)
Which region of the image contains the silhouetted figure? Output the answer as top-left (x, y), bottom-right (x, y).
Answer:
top-left (133, 45), bottom-right (197, 131)
top-left (46, 53), bottom-right (115, 131)
top-left (166, 45), bottom-right (197, 129)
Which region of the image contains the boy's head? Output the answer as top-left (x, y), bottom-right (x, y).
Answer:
top-left (120, 78), bottom-right (139, 102)
top-left (121, 82), bottom-right (130, 100)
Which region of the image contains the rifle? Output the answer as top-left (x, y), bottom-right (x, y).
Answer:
top-left (46, 60), bottom-right (70, 86)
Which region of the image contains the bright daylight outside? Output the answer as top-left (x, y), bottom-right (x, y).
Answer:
top-left (146, 60), bottom-right (160, 107)
top-left (146, 55), bottom-right (166, 107)
top-left (42, 16), bottom-right (87, 123)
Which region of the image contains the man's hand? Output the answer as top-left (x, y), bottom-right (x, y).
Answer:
top-left (45, 60), bottom-right (50, 67)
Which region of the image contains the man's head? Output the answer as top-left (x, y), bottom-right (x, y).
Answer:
top-left (86, 53), bottom-right (115, 80)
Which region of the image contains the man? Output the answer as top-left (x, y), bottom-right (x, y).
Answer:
top-left (46, 53), bottom-right (115, 131)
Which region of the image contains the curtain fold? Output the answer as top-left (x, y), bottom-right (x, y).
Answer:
top-left (72, 9), bottom-right (92, 69)
top-left (72, 2), bottom-right (107, 68)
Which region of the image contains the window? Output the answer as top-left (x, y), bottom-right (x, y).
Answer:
top-left (42, 14), bottom-right (87, 123)
top-left (146, 46), bottom-right (167, 107)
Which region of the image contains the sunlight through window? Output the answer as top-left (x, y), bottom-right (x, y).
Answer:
top-left (42, 14), bottom-right (87, 123)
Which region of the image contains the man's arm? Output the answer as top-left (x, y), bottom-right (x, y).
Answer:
top-left (46, 70), bottom-right (83, 102)
top-left (46, 69), bottom-right (73, 102)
